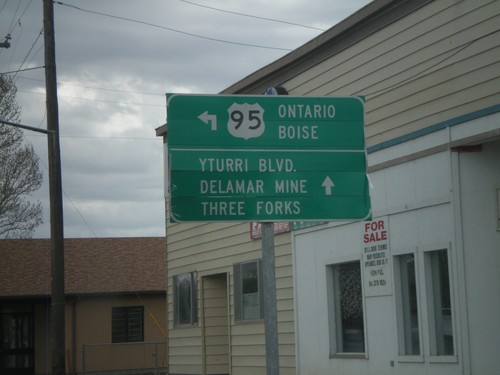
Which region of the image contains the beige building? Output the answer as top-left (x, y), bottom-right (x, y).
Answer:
top-left (157, 220), bottom-right (295, 375)
top-left (159, 0), bottom-right (499, 374)
top-left (0, 237), bottom-right (167, 375)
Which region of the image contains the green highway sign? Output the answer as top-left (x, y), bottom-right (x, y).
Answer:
top-left (167, 94), bottom-right (371, 222)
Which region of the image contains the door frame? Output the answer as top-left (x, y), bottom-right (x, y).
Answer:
top-left (201, 272), bottom-right (231, 375)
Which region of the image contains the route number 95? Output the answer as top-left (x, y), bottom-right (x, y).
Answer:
top-left (227, 102), bottom-right (265, 140)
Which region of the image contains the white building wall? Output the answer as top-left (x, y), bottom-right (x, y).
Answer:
top-left (293, 112), bottom-right (500, 375)
top-left (456, 140), bottom-right (500, 374)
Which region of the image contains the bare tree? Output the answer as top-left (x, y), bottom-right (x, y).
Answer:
top-left (0, 75), bottom-right (43, 238)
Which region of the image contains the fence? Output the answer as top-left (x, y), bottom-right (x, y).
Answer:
top-left (82, 341), bottom-right (167, 375)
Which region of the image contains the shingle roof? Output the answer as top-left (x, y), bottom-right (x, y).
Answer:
top-left (0, 237), bottom-right (166, 297)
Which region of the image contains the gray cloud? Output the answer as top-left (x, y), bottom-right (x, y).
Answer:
top-left (1, 0), bottom-right (371, 238)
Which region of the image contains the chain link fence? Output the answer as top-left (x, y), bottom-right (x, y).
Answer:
top-left (82, 341), bottom-right (167, 375)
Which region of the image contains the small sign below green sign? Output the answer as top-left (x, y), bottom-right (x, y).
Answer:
top-left (167, 94), bottom-right (371, 222)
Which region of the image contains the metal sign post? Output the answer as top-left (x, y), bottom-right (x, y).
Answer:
top-left (262, 222), bottom-right (279, 374)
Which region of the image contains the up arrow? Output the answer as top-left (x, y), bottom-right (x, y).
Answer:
top-left (322, 176), bottom-right (335, 196)
top-left (198, 111), bottom-right (217, 131)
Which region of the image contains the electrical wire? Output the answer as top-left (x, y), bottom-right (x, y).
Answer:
top-left (1, 0), bottom-right (33, 48)
top-left (59, 134), bottom-right (160, 140)
top-left (25, 132), bottom-right (161, 141)
top-left (23, 39), bottom-right (44, 69)
top-left (0, 66), bottom-right (44, 75)
top-left (13, 0), bottom-right (34, 32)
top-left (1, 0), bottom-right (34, 61)
top-left (17, 88), bottom-right (164, 107)
top-left (62, 190), bottom-right (99, 238)
top-left (2, 1), bottom-right (326, 108)
top-left (18, 77), bottom-right (164, 97)
top-left (11, 26), bottom-right (43, 80)
top-left (0, 0), bottom-right (9, 13)
top-left (359, 29), bottom-right (500, 97)
top-left (55, 1), bottom-right (292, 52)
top-left (179, 0), bottom-right (325, 31)
top-left (6, 0), bottom-right (22, 35)
top-left (30, 141), bottom-right (100, 237)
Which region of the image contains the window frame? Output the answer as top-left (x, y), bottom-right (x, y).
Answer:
top-left (326, 259), bottom-right (367, 358)
top-left (393, 245), bottom-right (457, 364)
top-left (234, 260), bottom-right (264, 322)
top-left (424, 248), bottom-right (457, 362)
top-left (393, 252), bottom-right (424, 362)
top-left (111, 306), bottom-right (144, 343)
top-left (173, 272), bottom-right (198, 326)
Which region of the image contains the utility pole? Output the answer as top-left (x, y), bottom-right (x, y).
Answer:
top-left (43, 0), bottom-right (66, 374)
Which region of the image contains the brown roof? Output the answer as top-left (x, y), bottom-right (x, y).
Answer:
top-left (0, 237), bottom-right (166, 297)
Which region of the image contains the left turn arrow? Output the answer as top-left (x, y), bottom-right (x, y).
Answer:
top-left (198, 111), bottom-right (217, 131)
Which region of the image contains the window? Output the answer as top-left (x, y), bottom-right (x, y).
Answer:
top-left (394, 254), bottom-right (421, 355)
top-left (234, 260), bottom-right (263, 321)
top-left (173, 272), bottom-right (198, 325)
top-left (328, 261), bottom-right (365, 354)
top-left (394, 248), bottom-right (455, 361)
top-left (112, 306), bottom-right (144, 343)
top-left (0, 304), bottom-right (34, 371)
top-left (426, 250), bottom-right (454, 356)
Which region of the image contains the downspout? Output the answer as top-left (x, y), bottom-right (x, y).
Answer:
top-left (450, 147), bottom-right (471, 375)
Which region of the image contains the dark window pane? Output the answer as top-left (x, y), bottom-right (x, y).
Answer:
top-left (429, 250), bottom-right (453, 355)
top-left (334, 262), bottom-right (365, 353)
top-left (398, 254), bottom-right (420, 355)
top-left (112, 306), bottom-right (143, 343)
top-left (174, 272), bottom-right (198, 325)
top-left (242, 261), bottom-right (260, 320)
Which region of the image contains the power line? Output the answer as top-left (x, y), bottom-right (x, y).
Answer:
top-left (59, 134), bottom-right (160, 141)
top-left (12, 26), bottom-right (43, 80)
top-left (1, 0), bottom-right (34, 51)
top-left (26, 133), bottom-right (161, 141)
top-left (360, 29), bottom-right (500, 97)
top-left (179, 0), bottom-right (325, 31)
top-left (62, 190), bottom-right (99, 237)
top-left (18, 76), bottom-right (164, 97)
top-left (55, 1), bottom-right (292, 51)
top-left (1, 0), bottom-right (34, 45)
top-left (14, 0), bottom-right (34, 32)
top-left (6, 0), bottom-right (22, 34)
top-left (17, 88), bottom-right (164, 107)
top-left (30, 134), bottom-right (100, 237)
top-left (0, 65), bottom-right (45, 75)
top-left (0, 0), bottom-right (9, 13)
top-left (23, 39), bottom-right (44, 68)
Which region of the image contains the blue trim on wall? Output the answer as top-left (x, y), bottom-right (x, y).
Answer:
top-left (367, 104), bottom-right (500, 154)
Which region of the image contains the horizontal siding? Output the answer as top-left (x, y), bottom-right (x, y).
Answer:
top-left (285, 0), bottom-right (500, 147)
top-left (167, 218), bottom-right (294, 375)
top-left (203, 274), bottom-right (229, 374)
top-left (287, 0), bottom-right (494, 93)
top-left (366, 56), bottom-right (500, 131)
top-left (232, 331), bottom-right (264, 345)
top-left (232, 367), bottom-right (296, 375)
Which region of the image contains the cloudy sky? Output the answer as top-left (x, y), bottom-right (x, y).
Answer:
top-left (1, 0), bottom-right (371, 238)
